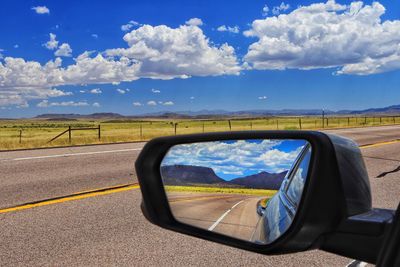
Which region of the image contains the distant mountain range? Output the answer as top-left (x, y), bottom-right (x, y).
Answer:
top-left (32, 104), bottom-right (400, 120)
top-left (160, 165), bottom-right (288, 190)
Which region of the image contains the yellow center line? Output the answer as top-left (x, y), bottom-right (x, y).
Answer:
top-left (359, 139), bottom-right (400, 149)
top-left (74, 183), bottom-right (134, 194)
top-left (0, 183), bottom-right (140, 214)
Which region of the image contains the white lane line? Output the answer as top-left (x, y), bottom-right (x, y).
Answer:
top-left (208, 200), bottom-right (244, 231)
top-left (2, 148), bottom-right (143, 162)
top-left (345, 260), bottom-right (367, 267)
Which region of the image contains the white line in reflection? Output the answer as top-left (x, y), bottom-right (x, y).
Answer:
top-left (208, 200), bottom-right (244, 231)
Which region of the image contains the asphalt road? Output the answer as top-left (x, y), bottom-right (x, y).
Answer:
top-left (0, 143), bottom-right (144, 208)
top-left (168, 192), bottom-right (262, 241)
top-left (1, 125), bottom-right (400, 266)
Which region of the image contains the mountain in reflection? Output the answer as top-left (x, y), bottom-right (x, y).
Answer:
top-left (229, 171), bottom-right (288, 190)
top-left (161, 165), bottom-right (225, 185)
top-left (161, 165), bottom-right (287, 190)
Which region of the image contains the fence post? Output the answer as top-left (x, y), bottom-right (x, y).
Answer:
top-left (19, 129), bottom-right (22, 144)
top-left (98, 125), bottom-right (101, 140)
top-left (228, 120), bottom-right (232, 131)
top-left (327, 118), bottom-right (329, 127)
top-left (365, 117), bottom-right (367, 125)
top-left (348, 117), bottom-right (350, 126)
top-left (174, 123), bottom-right (178, 135)
top-left (299, 118), bottom-right (302, 130)
top-left (322, 110), bottom-right (325, 128)
top-left (250, 122), bottom-right (253, 130)
top-left (276, 119), bottom-right (279, 130)
top-left (202, 122), bottom-right (205, 133)
top-left (140, 124), bottom-right (143, 140)
top-left (380, 117), bottom-right (382, 124)
top-left (68, 126), bottom-right (72, 143)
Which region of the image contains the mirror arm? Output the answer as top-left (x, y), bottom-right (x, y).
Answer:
top-left (320, 208), bottom-right (395, 264)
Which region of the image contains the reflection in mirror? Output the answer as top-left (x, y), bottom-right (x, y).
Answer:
top-left (160, 139), bottom-right (312, 244)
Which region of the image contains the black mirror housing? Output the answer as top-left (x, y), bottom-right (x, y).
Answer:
top-left (135, 131), bottom-right (393, 264)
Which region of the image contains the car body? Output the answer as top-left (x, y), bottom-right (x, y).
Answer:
top-left (253, 143), bottom-right (312, 244)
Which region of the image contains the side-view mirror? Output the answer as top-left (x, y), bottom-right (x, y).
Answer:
top-left (135, 131), bottom-right (395, 265)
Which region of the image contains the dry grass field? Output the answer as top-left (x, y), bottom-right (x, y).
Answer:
top-left (1, 116), bottom-right (399, 150)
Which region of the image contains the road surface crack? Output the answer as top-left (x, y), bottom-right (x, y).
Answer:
top-left (376, 165), bottom-right (400, 178)
top-left (364, 156), bottom-right (400, 163)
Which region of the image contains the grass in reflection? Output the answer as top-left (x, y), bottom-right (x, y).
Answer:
top-left (165, 185), bottom-right (277, 196)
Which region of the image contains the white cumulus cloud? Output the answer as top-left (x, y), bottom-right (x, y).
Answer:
top-left (151, 88), bottom-right (160, 93)
top-left (244, 1), bottom-right (400, 75)
top-left (32, 6), bottom-right (50, 14)
top-left (217, 25), bottom-right (240, 34)
top-left (262, 5), bottom-right (270, 16)
top-left (90, 88), bottom-right (102, 94)
top-left (37, 100), bottom-right (89, 107)
top-left (0, 21), bottom-right (240, 107)
top-left (147, 100), bottom-right (157, 106)
top-left (272, 2), bottom-right (290, 15)
top-left (121, 20), bottom-right (140, 32)
top-left (55, 43), bottom-right (72, 57)
top-left (0, 57), bottom-right (75, 106)
top-left (116, 88), bottom-right (126, 94)
top-left (16, 102), bottom-right (29, 108)
top-left (92, 102), bottom-right (101, 107)
top-left (106, 23), bottom-right (240, 79)
top-left (185, 18), bottom-right (203, 26)
top-left (163, 101), bottom-right (174, 106)
top-left (258, 96), bottom-right (267, 100)
top-left (43, 33), bottom-right (59, 50)
top-left (133, 102), bottom-right (142, 106)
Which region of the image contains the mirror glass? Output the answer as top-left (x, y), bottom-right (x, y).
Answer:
top-left (160, 139), bottom-right (312, 244)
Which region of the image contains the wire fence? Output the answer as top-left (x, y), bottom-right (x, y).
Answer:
top-left (1, 115), bottom-right (399, 150)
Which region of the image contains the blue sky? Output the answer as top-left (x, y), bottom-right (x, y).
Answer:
top-left (0, 0), bottom-right (400, 117)
top-left (161, 139), bottom-right (307, 180)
